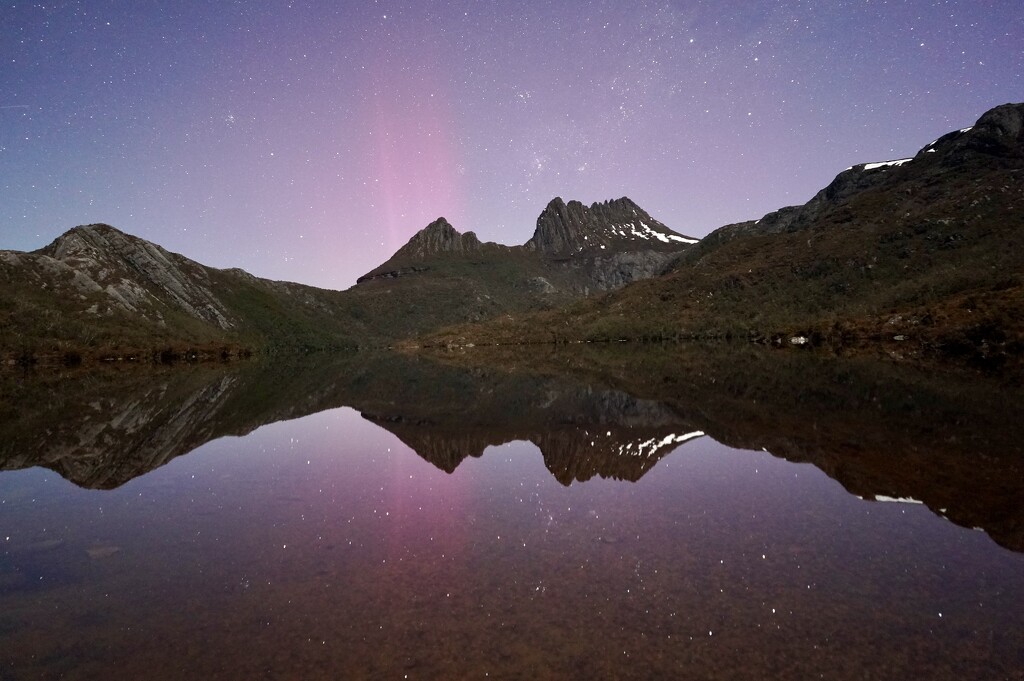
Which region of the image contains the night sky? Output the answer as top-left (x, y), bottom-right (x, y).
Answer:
top-left (2, 1), bottom-right (1021, 289)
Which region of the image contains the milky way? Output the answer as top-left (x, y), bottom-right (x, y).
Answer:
top-left (1, 0), bottom-right (1020, 288)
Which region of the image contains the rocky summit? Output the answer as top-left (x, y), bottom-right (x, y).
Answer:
top-left (343, 195), bottom-right (697, 341)
top-left (357, 217), bottom-right (489, 283)
top-left (398, 217), bottom-right (484, 257)
top-left (526, 196), bottom-right (697, 255)
top-left (357, 195), bottom-right (695, 285)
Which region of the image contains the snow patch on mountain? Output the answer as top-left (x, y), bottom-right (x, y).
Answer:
top-left (605, 221), bottom-right (698, 244)
top-left (862, 158), bottom-right (913, 170)
top-left (617, 430), bottom-right (705, 459)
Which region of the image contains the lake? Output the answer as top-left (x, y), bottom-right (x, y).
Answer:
top-left (2, 346), bottom-right (1022, 679)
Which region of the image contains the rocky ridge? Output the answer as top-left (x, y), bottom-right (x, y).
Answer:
top-left (704, 102), bottom-right (1024, 245)
top-left (3, 102), bottom-right (1022, 362)
top-left (357, 195), bottom-right (696, 288)
top-left (526, 196), bottom-right (696, 255)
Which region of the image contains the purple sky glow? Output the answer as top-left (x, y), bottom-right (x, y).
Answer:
top-left (1, 0), bottom-right (1021, 288)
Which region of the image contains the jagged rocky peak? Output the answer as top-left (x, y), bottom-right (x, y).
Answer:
top-left (526, 196), bottom-right (696, 255)
top-left (356, 217), bottom-right (489, 283)
top-left (394, 217), bottom-right (483, 259)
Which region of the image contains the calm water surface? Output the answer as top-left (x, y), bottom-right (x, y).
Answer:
top-left (2, 404), bottom-right (1022, 680)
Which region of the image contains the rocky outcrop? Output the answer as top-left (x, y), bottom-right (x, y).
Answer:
top-left (356, 218), bottom-right (495, 283)
top-left (526, 197), bottom-right (696, 255)
top-left (939, 101), bottom-right (1024, 163)
top-left (390, 218), bottom-right (484, 259)
top-left (32, 224), bottom-right (234, 330)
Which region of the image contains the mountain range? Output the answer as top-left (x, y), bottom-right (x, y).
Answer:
top-left (1, 102), bottom-right (1022, 367)
top-left (1, 195), bottom-right (696, 362)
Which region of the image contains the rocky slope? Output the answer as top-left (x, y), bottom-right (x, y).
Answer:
top-left (35, 224), bottom-right (235, 329)
top-left (706, 102), bottom-right (1022, 244)
top-left (428, 102), bottom-right (1024, 369)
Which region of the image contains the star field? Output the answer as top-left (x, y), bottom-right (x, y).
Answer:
top-left (1, 0), bottom-right (1021, 288)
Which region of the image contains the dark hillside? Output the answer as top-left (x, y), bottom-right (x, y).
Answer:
top-left (426, 103), bottom-right (1024, 371)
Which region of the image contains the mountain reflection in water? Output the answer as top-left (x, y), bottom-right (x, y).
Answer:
top-left (1, 346), bottom-right (1022, 679)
